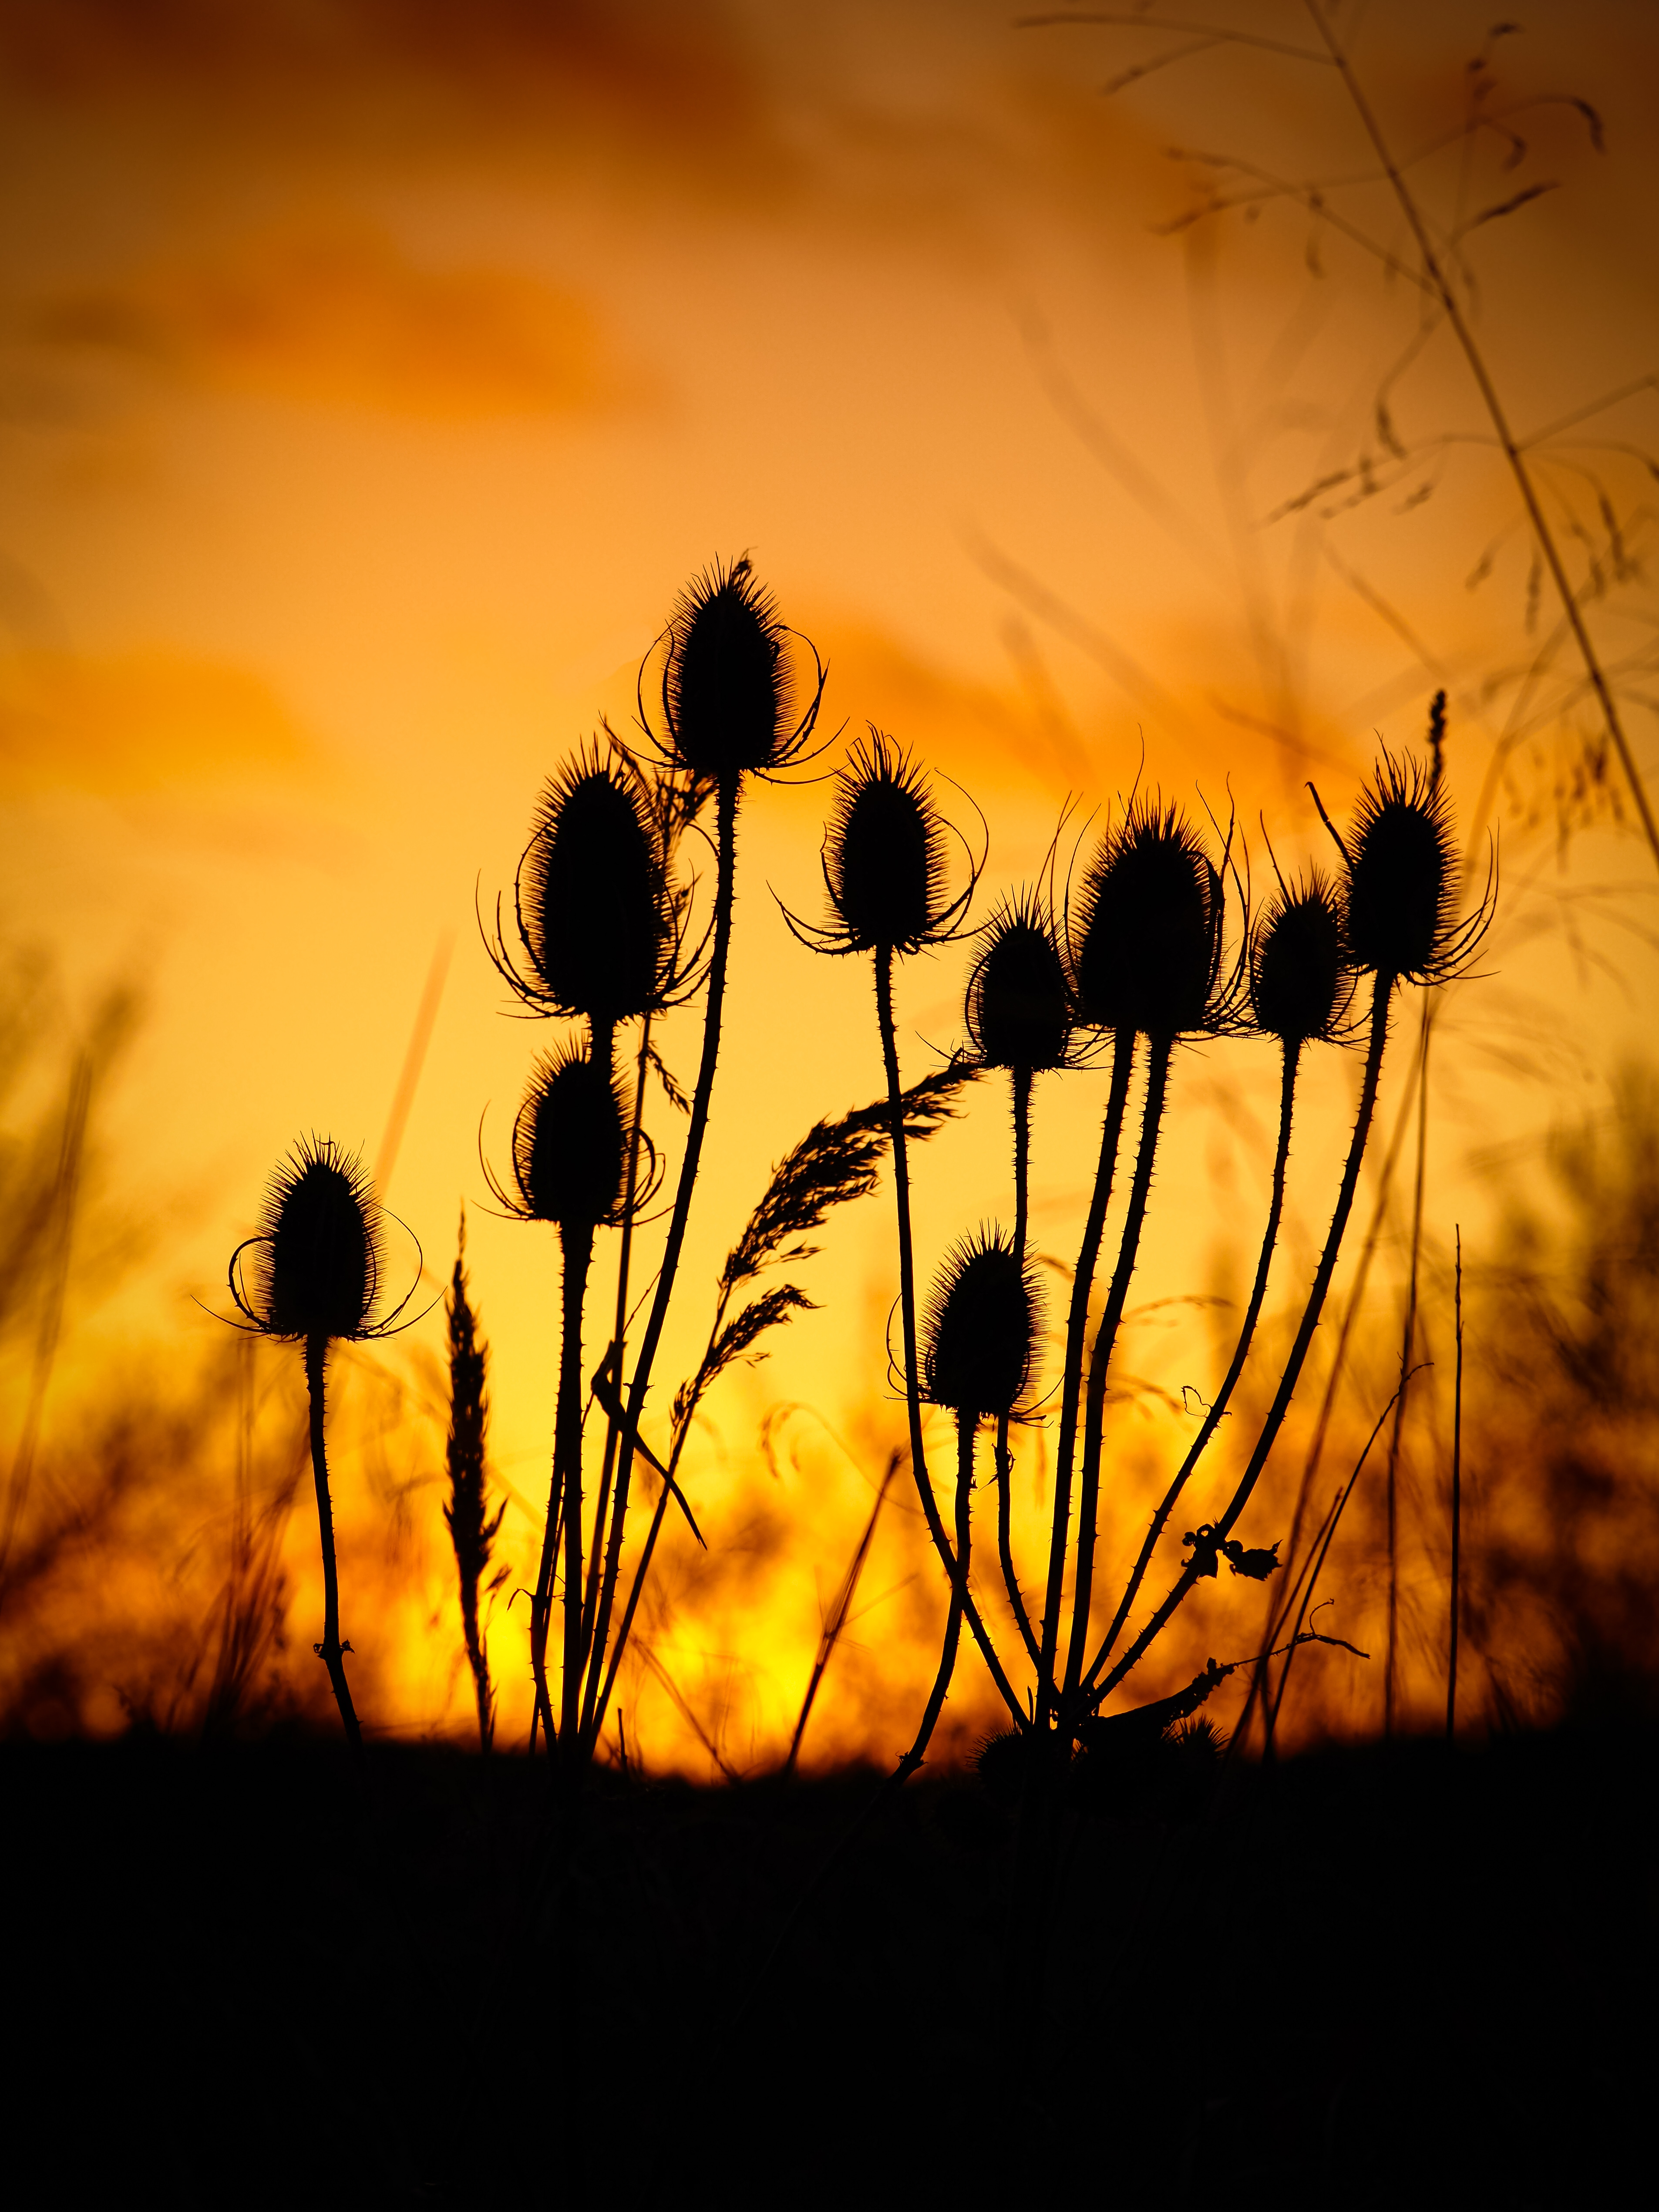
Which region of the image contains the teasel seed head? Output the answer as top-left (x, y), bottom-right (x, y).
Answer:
top-left (518, 747), bottom-right (676, 1029)
top-left (661, 556), bottom-right (819, 787)
top-left (966, 894), bottom-right (1073, 1071)
top-left (1340, 749), bottom-right (1464, 984)
top-left (243, 1137), bottom-right (381, 1343)
top-left (508, 1048), bottom-right (629, 1230)
top-left (922, 1228), bottom-right (1040, 1419)
top-left (1070, 800), bottom-right (1225, 1038)
top-left (1248, 871), bottom-right (1351, 1047)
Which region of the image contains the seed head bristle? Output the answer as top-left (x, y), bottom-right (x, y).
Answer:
top-left (1248, 871), bottom-right (1350, 1045)
top-left (1344, 749), bottom-right (1462, 983)
top-left (510, 1047), bottom-right (629, 1229)
top-left (1070, 800), bottom-right (1225, 1037)
top-left (966, 893), bottom-right (1072, 1071)
top-left (922, 1228), bottom-right (1040, 1418)
top-left (662, 556), bottom-right (806, 785)
top-left (823, 730), bottom-right (953, 954)
top-left (521, 747), bottom-right (674, 1027)
top-left (253, 1137), bottom-right (380, 1343)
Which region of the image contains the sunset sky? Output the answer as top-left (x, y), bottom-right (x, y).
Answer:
top-left (3, 0), bottom-right (1656, 1762)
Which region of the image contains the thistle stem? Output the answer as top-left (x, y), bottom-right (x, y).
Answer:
top-left (875, 944), bottom-right (1022, 1724)
top-left (303, 1332), bottom-right (363, 1764)
top-left (1063, 1035), bottom-right (1172, 1699)
top-left (1088, 1040), bottom-right (1301, 1685)
top-left (1036, 1034), bottom-right (1134, 1724)
top-left (558, 1221), bottom-right (595, 1767)
top-left (1447, 1226), bottom-right (1463, 1741)
top-left (896, 1410), bottom-right (977, 1778)
top-left (1082, 969), bottom-right (1394, 1709)
top-left (583, 780), bottom-right (740, 1754)
top-left (996, 1065), bottom-right (1041, 1669)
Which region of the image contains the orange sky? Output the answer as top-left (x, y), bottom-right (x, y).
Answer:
top-left (3, 0), bottom-right (1656, 1764)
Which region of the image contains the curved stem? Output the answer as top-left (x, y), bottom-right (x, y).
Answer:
top-left (897, 1411), bottom-right (976, 1779)
top-left (578, 1013), bottom-right (652, 1718)
top-left (1064, 1035), bottom-right (1172, 1697)
top-left (875, 945), bottom-right (1023, 1724)
top-left (996, 1065), bottom-right (1041, 1670)
top-left (304, 1332), bottom-right (362, 1763)
top-left (1083, 970), bottom-right (1395, 1709)
top-left (1036, 1034), bottom-right (1134, 1723)
top-left (557, 1221), bottom-right (595, 1766)
top-left (582, 780), bottom-right (740, 1752)
top-left (1089, 1038), bottom-right (1301, 1682)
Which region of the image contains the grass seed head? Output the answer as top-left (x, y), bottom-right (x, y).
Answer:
top-left (252, 1137), bottom-right (380, 1343)
top-left (1248, 872), bottom-right (1350, 1045)
top-left (922, 1228), bottom-right (1039, 1418)
top-left (966, 895), bottom-right (1072, 1070)
top-left (522, 750), bottom-right (673, 1027)
top-left (1343, 750), bottom-right (1461, 983)
top-left (662, 556), bottom-right (797, 785)
top-left (1071, 801), bottom-right (1224, 1038)
top-left (511, 1048), bottom-right (628, 1229)
top-left (824, 731), bottom-right (952, 954)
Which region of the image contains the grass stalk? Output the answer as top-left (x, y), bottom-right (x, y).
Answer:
top-left (303, 1332), bottom-right (363, 1764)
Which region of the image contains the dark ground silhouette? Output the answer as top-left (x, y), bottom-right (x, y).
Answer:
top-left (5, 1719), bottom-right (1650, 2209)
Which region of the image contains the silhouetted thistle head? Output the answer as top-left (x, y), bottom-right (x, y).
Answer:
top-left (1248, 872), bottom-right (1351, 1047)
top-left (515, 748), bottom-right (675, 1027)
top-left (1070, 801), bottom-right (1225, 1038)
top-left (232, 1138), bottom-right (381, 1343)
top-left (661, 556), bottom-right (820, 786)
top-left (922, 1229), bottom-right (1040, 1418)
top-left (966, 894), bottom-right (1073, 1071)
top-left (506, 1049), bottom-right (629, 1230)
top-left (1339, 750), bottom-right (1466, 983)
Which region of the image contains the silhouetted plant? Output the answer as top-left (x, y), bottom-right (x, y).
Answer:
top-left (442, 1208), bottom-right (504, 1754)
top-left (227, 1137), bottom-right (418, 1759)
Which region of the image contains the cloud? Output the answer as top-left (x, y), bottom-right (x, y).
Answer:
top-left (0, 648), bottom-right (312, 795)
top-left (35, 223), bottom-right (616, 418)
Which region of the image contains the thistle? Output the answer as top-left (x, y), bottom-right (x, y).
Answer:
top-left (488, 1048), bottom-right (633, 1758)
top-left (227, 1137), bottom-right (416, 1759)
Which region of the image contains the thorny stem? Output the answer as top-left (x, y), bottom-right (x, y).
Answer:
top-left (1306, 0), bottom-right (1659, 876)
top-left (875, 944), bottom-right (1023, 1725)
top-left (558, 1221), bottom-right (595, 1768)
top-left (1447, 1226), bottom-right (1464, 1741)
top-left (1384, 1009), bottom-right (1431, 1734)
top-left (303, 1333), bottom-right (363, 1764)
top-left (1082, 968), bottom-right (1394, 1710)
top-left (582, 780), bottom-right (740, 1755)
top-left (1089, 1038), bottom-right (1302, 1685)
top-left (1037, 1034), bottom-right (1134, 1724)
top-left (577, 1011), bottom-right (653, 1739)
top-left (996, 1065), bottom-right (1041, 1669)
top-left (897, 1411), bottom-right (977, 1779)
top-left (1064, 1035), bottom-right (1172, 1699)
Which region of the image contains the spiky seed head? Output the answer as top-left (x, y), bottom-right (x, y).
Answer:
top-left (512, 1049), bottom-right (627, 1228)
top-left (966, 899), bottom-right (1072, 1071)
top-left (663, 556), bottom-right (793, 784)
top-left (1071, 802), bottom-right (1224, 1038)
top-left (256, 1138), bottom-right (380, 1342)
top-left (1343, 753), bottom-right (1460, 983)
top-left (522, 753), bottom-right (672, 1026)
top-left (922, 1229), bottom-right (1039, 1418)
top-left (1248, 874), bottom-right (1348, 1045)
top-left (824, 732), bottom-right (948, 954)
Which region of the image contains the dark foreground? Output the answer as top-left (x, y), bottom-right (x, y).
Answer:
top-left (4, 1721), bottom-right (1652, 2209)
